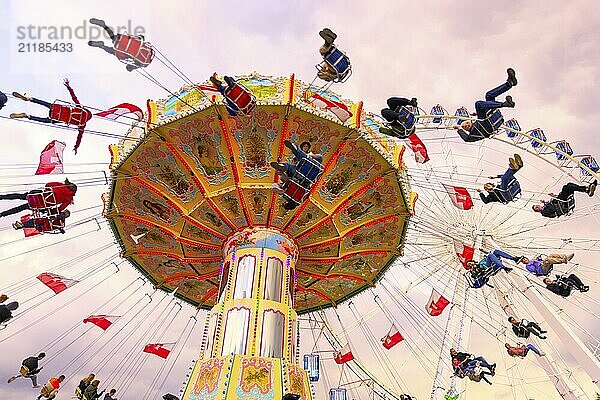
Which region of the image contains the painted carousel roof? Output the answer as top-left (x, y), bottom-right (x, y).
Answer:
top-left (104, 73), bottom-right (416, 314)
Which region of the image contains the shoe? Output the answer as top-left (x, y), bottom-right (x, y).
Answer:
top-left (509, 157), bottom-right (519, 170)
top-left (580, 285), bottom-right (589, 292)
top-left (513, 256), bottom-right (524, 263)
top-left (209, 76), bottom-right (222, 86)
top-left (539, 335), bottom-right (547, 339)
top-left (87, 40), bottom-right (104, 47)
top-left (514, 153), bottom-right (523, 169)
top-left (504, 267), bottom-right (513, 273)
top-left (12, 221), bottom-right (23, 230)
top-left (319, 28), bottom-right (337, 45)
top-left (409, 97), bottom-right (418, 107)
top-left (10, 113), bottom-right (28, 119)
top-left (125, 64), bottom-right (137, 72)
top-left (507, 68), bottom-right (518, 86)
top-left (490, 364), bottom-right (496, 376)
top-left (503, 95), bottom-right (515, 108)
top-left (12, 92), bottom-right (30, 101)
top-left (283, 140), bottom-right (295, 151)
top-left (540, 330), bottom-right (548, 334)
top-left (538, 352), bottom-right (545, 357)
top-left (587, 179), bottom-right (597, 197)
top-left (7, 376), bottom-right (18, 383)
top-left (32, 384), bottom-right (40, 388)
top-left (89, 18), bottom-right (106, 26)
top-left (566, 253), bottom-right (575, 262)
top-left (224, 76), bottom-right (236, 87)
top-left (270, 162), bottom-right (286, 172)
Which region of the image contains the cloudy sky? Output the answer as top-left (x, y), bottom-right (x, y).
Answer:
top-left (0, 1), bottom-right (599, 399)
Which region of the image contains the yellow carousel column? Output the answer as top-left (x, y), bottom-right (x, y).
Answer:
top-left (182, 227), bottom-right (314, 400)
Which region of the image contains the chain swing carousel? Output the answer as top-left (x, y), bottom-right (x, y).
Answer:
top-left (104, 73), bottom-right (417, 400)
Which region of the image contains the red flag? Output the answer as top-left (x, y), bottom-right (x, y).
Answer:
top-left (37, 272), bottom-right (79, 294)
top-left (381, 324), bottom-right (404, 349)
top-left (83, 315), bottom-right (120, 330)
top-left (427, 289), bottom-right (450, 316)
top-left (143, 343), bottom-right (175, 359)
top-left (443, 184), bottom-right (473, 210)
top-left (95, 103), bottom-right (143, 121)
top-left (35, 140), bottom-right (66, 175)
top-left (20, 214), bottom-right (40, 237)
top-left (334, 344), bottom-right (354, 364)
top-left (453, 240), bottom-right (475, 269)
top-left (407, 133), bottom-right (429, 164)
top-left (197, 84), bottom-right (222, 95)
top-left (305, 91), bottom-right (352, 122)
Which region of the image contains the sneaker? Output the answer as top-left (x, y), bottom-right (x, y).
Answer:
top-left (566, 253), bottom-right (575, 262)
top-left (490, 364), bottom-right (496, 376)
top-left (539, 335), bottom-right (547, 339)
top-left (587, 179), bottom-right (597, 197)
top-left (10, 113), bottom-right (28, 119)
top-left (12, 92), bottom-right (30, 101)
top-left (507, 68), bottom-right (518, 86)
top-left (509, 157), bottom-right (519, 170)
top-left (7, 376), bottom-right (18, 384)
top-left (503, 95), bottom-right (515, 108)
top-left (87, 40), bottom-right (104, 47)
top-left (538, 352), bottom-right (545, 357)
top-left (125, 64), bottom-right (137, 72)
top-left (409, 97), bottom-right (418, 107)
top-left (319, 28), bottom-right (337, 45)
top-left (270, 162), bottom-right (286, 172)
top-left (12, 221), bottom-right (23, 230)
top-left (283, 140), bottom-right (295, 151)
top-left (513, 256), bottom-right (524, 263)
top-left (504, 267), bottom-right (513, 273)
top-left (209, 76), bottom-right (222, 86)
top-left (514, 153), bottom-right (523, 169)
top-left (581, 285), bottom-right (589, 293)
top-left (89, 18), bottom-right (106, 26)
top-left (32, 384), bottom-right (40, 388)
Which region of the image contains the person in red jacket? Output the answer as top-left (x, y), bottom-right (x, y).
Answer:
top-left (10, 79), bottom-right (92, 153)
top-left (36, 375), bottom-right (65, 400)
top-left (0, 179), bottom-right (77, 218)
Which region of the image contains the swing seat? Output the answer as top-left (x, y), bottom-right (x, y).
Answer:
top-left (454, 106), bottom-right (469, 125)
top-left (528, 128), bottom-right (546, 149)
top-left (21, 214), bottom-right (65, 236)
top-left (504, 118), bottom-right (521, 138)
top-left (431, 104), bottom-right (445, 124)
top-left (40, 383), bottom-right (57, 398)
top-left (49, 101), bottom-right (91, 127)
top-left (552, 194), bottom-right (575, 217)
top-left (554, 140), bottom-right (573, 161)
top-left (380, 106), bottom-right (416, 139)
top-left (26, 188), bottom-right (57, 210)
top-left (497, 179), bottom-right (522, 203)
top-left (318, 45), bottom-right (352, 83)
top-left (113, 34), bottom-right (155, 67)
top-left (224, 83), bottom-right (256, 115)
top-left (281, 157), bottom-right (324, 207)
top-left (580, 155), bottom-right (599, 175)
top-left (19, 365), bottom-right (30, 377)
top-left (303, 353), bottom-right (320, 382)
top-left (471, 108), bottom-right (503, 138)
top-left (75, 387), bottom-right (83, 398)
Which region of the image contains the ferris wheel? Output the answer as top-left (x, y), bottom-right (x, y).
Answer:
top-left (0, 20), bottom-right (599, 400)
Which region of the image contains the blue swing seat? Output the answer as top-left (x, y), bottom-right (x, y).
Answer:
top-left (554, 140), bottom-right (573, 161)
top-left (528, 128), bottom-right (546, 149)
top-left (281, 156), bottom-right (324, 207)
top-left (431, 104), bottom-right (445, 124)
top-left (471, 108), bottom-right (504, 139)
top-left (504, 118), bottom-right (521, 138)
top-left (496, 179), bottom-right (522, 203)
top-left (318, 45), bottom-right (352, 83)
top-left (454, 106), bottom-right (469, 125)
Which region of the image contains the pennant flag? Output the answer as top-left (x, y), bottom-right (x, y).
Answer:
top-left (305, 91), bottom-right (352, 122)
top-left (427, 289), bottom-right (450, 316)
top-left (143, 342), bottom-right (175, 359)
top-left (334, 344), bottom-right (355, 364)
top-left (407, 133), bottom-right (429, 164)
top-left (95, 103), bottom-right (143, 121)
top-left (83, 315), bottom-right (120, 330)
top-left (381, 324), bottom-right (404, 349)
top-left (35, 140), bottom-right (66, 175)
top-left (453, 240), bottom-right (475, 269)
top-left (20, 214), bottom-right (40, 237)
top-left (443, 184), bottom-right (473, 210)
top-left (37, 272), bottom-right (79, 294)
top-left (197, 84), bottom-right (222, 95)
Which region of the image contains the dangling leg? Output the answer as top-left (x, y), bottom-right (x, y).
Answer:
top-left (556, 182), bottom-right (587, 201)
top-left (0, 203), bottom-right (31, 218)
top-left (0, 192), bottom-right (29, 200)
top-left (89, 18), bottom-right (116, 39)
top-left (525, 344), bottom-right (542, 356)
top-left (566, 274), bottom-right (588, 291)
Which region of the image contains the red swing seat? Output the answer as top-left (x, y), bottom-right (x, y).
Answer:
top-left (114, 34), bottom-right (155, 67)
top-left (224, 83), bottom-right (256, 115)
